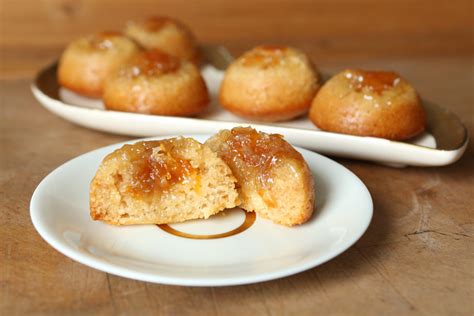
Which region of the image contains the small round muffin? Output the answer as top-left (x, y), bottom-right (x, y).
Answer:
top-left (58, 31), bottom-right (140, 97)
top-left (90, 137), bottom-right (240, 225)
top-left (103, 50), bottom-right (209, 116)
top-left (219, 45), bottom-right (320, 122)
top-left (205, 127), bottom-right (315, 226)
top-left (309, 69), bottom-right (426, 140)
top-left (125, 16), bottom-right (200, 63)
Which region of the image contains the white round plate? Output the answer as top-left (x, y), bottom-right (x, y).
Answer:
top-left (30, 135), bottom-right (373, 286)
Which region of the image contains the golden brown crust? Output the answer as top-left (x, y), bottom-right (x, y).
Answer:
top-left (205, 127), bottom-right (315, 226)
top-left (125, 16), bottom-right (200, 64)
top-left (219, 45), bottom-right (320, 122)
top-left (57, 32), bottom-right (140, 98)
top-left (103, 50), bottom-right (209, 116)
top-left (309, 69), bottom-right (426, 140)
top-left (220, 97), bottom-right (313, 122)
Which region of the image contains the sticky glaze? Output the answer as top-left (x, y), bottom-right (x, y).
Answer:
top-left (128, 50), bottom-right (181, 77)
top-left (240, 45), bottom-right (288, 68)
top-left (218, 127), bottom-right (302, 202)
top-left (345, 70), bottom-right (401, 94)
top-left (105, 140), bottom-right (195, 197)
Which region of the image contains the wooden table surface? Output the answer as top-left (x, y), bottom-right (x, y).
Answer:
top-left (1, 1), bottom-right (473, 315)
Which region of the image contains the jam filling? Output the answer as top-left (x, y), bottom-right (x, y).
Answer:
top-left (240, 45), bottom-right (288, 68)
top-left (106, 141), bottom-right (195, 197)
top-left (345, 70), bottom-right (400, 94)
top-left (220, 127), bottom-right (301, 205)
top-left (129, 50), bottom-right (181, 77)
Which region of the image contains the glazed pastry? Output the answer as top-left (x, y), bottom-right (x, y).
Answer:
top-left (205, 127), bottom-right (315, 226)
top-left (309, 69), bottom-right (426, 140)
top-left (125, 16), bottom-right (200, 63)
top-left (58, 32), bottom-right (140, 98)
top-left (219, 45), bottom-right (320, 122)
top-left (90, 137), bottom-right (239, 225)
top-left (103, 50), bottom-right (209, 116)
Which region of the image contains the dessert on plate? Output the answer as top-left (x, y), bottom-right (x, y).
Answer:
top-left (125, 16), bottom-right (200, 64)
top-left (57, 31), bottom-right (140, 98)
top-left (90, 128), bottom-right (316, 227)
top-left (206, 127), bottom-right (315, 226)
top-left (309, 69), bottom-right (426, 140)
top-left (219, 45), bottom-right (320, 122)
top-left (90, 137), bottom-right (239, 225)
top-left (103, 49), bottom-right (209, 116)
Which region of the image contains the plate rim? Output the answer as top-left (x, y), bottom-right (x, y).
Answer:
top-left (30, 134), bottom-right (373, 286)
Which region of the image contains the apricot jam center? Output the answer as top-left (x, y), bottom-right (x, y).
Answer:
top-left (222, 127), bottom-right (299, 189)
top-left (346, 70), bottom-right (400, 94)
top-left (110, 141), bottom-right (194, 196)
top-left (131, 50), bottom-right (181, 76)
top-left (240, 46), bottom-right (288, 68)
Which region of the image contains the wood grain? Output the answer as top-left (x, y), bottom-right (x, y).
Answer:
top-left (1, 0), bottom-right (473, 78)
top-left (1, 1), bottom-right (474, 315)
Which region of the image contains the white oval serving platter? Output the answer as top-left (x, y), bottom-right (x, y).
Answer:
top-left (31, 46), bottom-right (468, 166)
top-left (30, 135), bottom-right (373, 286)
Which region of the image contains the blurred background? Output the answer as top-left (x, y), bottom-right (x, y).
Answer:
top-left (1, 0), bottom-right (472, 79)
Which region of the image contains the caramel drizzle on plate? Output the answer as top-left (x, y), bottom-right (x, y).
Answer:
top-left (157, 210), bottom-right (256, 239)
